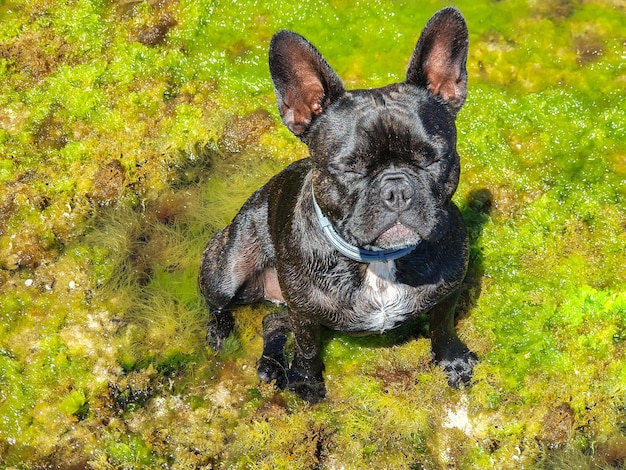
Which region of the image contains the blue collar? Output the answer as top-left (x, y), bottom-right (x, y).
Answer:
top-left (312, 191), bottom-right (417, 263)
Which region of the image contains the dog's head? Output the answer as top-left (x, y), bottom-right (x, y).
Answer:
top-left (269, 7), bottom-right (468, 250)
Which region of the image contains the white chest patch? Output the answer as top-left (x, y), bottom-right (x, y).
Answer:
top-left (361, 260), bottom-right (412, 332)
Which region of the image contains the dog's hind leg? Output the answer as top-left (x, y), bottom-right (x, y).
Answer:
top-left (198, 212), bottom-right (271, 351)
top-left (199, 228), bottom-right (237, 350)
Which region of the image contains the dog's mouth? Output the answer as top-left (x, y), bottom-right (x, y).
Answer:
top-left (373, 222), bottom-right (421, 249)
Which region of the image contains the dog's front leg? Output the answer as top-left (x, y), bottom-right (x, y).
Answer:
top-left (258, 311), bottom-right (290, 388)
top-left (287, 312), bottom-right (326, 403)
top-left (429, 291), bottom-right (477, 388)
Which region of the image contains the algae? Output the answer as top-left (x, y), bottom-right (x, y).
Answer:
top-left (0, 0), bottom-right (625, 468)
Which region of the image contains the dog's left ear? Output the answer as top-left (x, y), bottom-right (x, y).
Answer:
top-left (406, 7), bottom-right (469, 113)
top-left (269, 30), bottom-right (345, 137)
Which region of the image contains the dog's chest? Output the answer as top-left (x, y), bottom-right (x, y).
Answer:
top-left (358, 261), bottom-right (414, 332)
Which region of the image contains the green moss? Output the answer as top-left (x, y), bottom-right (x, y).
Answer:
top-left (0, 0), bottom-right (625, 467)
top-left (60, 389), bottom-right (89, 418)
top-left (106, 433), bottom-right (154, 467)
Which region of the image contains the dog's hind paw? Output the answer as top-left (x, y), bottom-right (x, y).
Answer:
top-left (206, 310), bottom-right (235, 351)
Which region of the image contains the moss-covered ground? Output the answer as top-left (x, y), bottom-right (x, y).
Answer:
top-left (0, 0), bottom-right (625, 468)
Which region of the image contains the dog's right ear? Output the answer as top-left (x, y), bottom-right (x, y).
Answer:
top-left (269, 31), bottom-right (345, 137)
top-left (405, 7), bottom-right (469, 113)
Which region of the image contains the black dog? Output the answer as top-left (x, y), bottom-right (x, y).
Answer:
top-left (199, 7), bottom-right (477, 402)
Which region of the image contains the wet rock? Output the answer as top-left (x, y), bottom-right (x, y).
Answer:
top-left (255, 389), bottom-right (288, 418)
top-left (109, 366), bottom-right (158, 412)
top-left (0, 103), bottom-right (31, 135)
top-left (34, 114), bottom-right (69, 150)
top-left (541, 402), bottom-right (575, 449)
top-left (597, 435), bottom-right (626, 467)
top-left (574, 33), bottom-right (604, 66)
top-left (0, 31), bottom-right (68, 82)
top-left (137, 15), bottom-right (177, 46)
top-left (532, 0), bottom-right (578, 20)
top-left (90, 160), bottom-right (126, 206)
top-left (146, 191), bottom-right (195, 225)
top-left (0, 198), bottom-right (17, 236)
top-left (5, 230), bottom-right (46, 269)
top-left (220, 108), bottom-right (275, 153)
top-left (374, 366), bottom-right (415, 392)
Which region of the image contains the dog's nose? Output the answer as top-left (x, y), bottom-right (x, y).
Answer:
top-left (380, 173), bottom-right (415, 212)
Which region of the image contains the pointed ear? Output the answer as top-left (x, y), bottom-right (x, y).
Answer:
top-left (269, 30), bottom-right (345, 137)
top-left (405, 7), bottom-right (469, 112)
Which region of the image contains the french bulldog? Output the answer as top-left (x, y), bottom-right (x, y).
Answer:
top-left (199, 7), bottom-right (477, 403)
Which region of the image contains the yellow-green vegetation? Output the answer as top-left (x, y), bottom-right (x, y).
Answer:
top-left (0, 0), bottom-right (624, 467)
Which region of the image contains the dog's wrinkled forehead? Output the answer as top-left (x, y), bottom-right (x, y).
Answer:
top-left (308, 86), bottom-right (456, 166)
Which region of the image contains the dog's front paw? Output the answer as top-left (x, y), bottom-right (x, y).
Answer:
top-left (440, 351), bottom-right (478, 389)
top-left (286, 357), bottom-right (326, 403)
top-left (258, 354), bottom-right (289, 389)
top-left (287, 368), bottom-right (326, 404)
